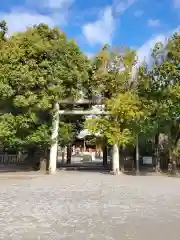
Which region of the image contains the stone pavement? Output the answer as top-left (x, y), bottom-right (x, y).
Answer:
top-left (0, 171), bottom-right (180, 239)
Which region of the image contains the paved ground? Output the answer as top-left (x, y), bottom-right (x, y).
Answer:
top-left (0, 171), bottom-right (180, 240)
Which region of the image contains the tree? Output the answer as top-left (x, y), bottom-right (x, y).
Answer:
top-left (135, 65), bottom-right (161, 171)
top-left (86, 46), bottom-right (139, 174)
top-left (155, 33), bottom-right (180, 173)
top-left (140, 31), bottom-right (180, 173)
top-left (0, 20), bottom-right (8, 41)
top-left (0, 23), bottom-right (90, 169)
top-left (86, 91), bottom-right (145, 173)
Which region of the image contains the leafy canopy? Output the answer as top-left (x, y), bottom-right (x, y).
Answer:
top-left (0, 23), bottom-right (90, 149)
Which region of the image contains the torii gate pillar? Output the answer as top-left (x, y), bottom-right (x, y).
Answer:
top-left (49, 103), bottom-right (59, 174)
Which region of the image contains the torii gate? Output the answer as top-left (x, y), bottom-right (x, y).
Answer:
top-left (48, 99), bottom-right (128, 175)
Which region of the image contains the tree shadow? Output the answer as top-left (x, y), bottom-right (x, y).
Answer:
top-left (0, 164), bottom-right (35, 173)
top-left (57, 160), bottom-right (111, 174)
top-left (57, 159), bottom-right (160, 176)
top-left (123, 167), bottom-right (180, 177)
top-left (123, 170), bottom-right (156, 176)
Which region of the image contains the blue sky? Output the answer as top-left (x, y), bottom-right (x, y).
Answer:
top-left (0, 0), bottom-right (179, 62)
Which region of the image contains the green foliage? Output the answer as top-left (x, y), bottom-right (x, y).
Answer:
top-left (85, 117), bottom-right (134, 147)
top-left (107, 92), bottom-right (143, 121)
top-left (86, 45), bottom-right (143, 148)
top-left (58, 122), bottom-right (75, 147)
top-left (0, 20), bottom-right (8, 41)
top-left (141, 31), bottom-right (180, 158)
top-left (0, 23), bottom-right (89, 150)
top-left (0, 19), bottom-right (179, 161)
top-left (90, 45), bottom-right (136, 98)
top-left (85, 91), bottom-right (144, 147)
top-left (86, 32), bottom-right (180, 155)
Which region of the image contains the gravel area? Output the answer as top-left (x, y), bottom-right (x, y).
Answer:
top-left (0, 171), bottom-right (180, 240)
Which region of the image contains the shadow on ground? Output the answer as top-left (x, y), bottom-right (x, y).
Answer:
top-left (0, 165), bottom-right (35, 173)
top-left (123, 168), bottom-right (180, 178)
top-left (57, 162), bottom-right (158, 176)
top-left (1, 161), bottom-right (179, 178)
top-left (57, 162), bottom-right (180, 178)
top-left (57, 161), bottom-right (111, 174)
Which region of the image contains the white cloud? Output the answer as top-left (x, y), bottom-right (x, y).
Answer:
top-left (82, 7), bottom-right (115, 46)
top-left (0, 0), bottom-right (75, 35)
top-left (132, 26), bottom-right (179, 78)
top-left (132, 34), bottom-right (167, 78)
top-left (136, 27), bottom-right (180, 66)
top-left (29, 0), bottom-right (75, 9)
top-left (0, 11), bottom-right (56, 35)
top-left (137, 34), bottom-right (166, 65)
top-left (174, 0), bottom-right (180, 8)
top-left (147, 19), bottom-right (161, 27)
top-left (0, 0), bottom-right (74, 35)
top-left (85, 52), bottom-right (94, 59)
top-left (82, 0), bottom-right (137, 46)
top-left (134, 10), bottom-right (144, 17)
top-left (115, 0), bottom-right (136, 14)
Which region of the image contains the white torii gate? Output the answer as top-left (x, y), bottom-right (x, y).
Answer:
top-left (48, 100), bottom-right (120, 175)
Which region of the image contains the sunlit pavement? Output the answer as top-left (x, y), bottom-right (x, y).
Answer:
top-left (0, 171), bottom-right (180, 239)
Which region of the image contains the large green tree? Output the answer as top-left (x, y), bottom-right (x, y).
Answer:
top-left (86, 45), bottom-right (140, 173)
top-left (0, 23), bottom-right (90, 164)
top-left (153, 32), bottom-right (180, 173)
top-left (138, 31), bottom-right (180, 173)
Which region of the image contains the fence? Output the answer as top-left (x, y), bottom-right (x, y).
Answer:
top-left (0, 153), bottom-right (27, 165)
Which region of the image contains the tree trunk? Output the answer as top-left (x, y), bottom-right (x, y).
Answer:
top-left (169, 148), bottom-right (177, 175)
top-left (155, 133), bottom-right (161, 172)
top-left (172, 155), bottom-right (177, 175)
top-left (103, 145), bottom-right (108, 166)
top-left (168, 131), bottom-right (177, 175)
top-left (44, 148), bottom-right (50, 172)
top-left (27, 147), bottom-right (49, 172)
top-left (119, 147), bottom-right (124, 172)
top-left (136, 135), bottom-right (140, 175)
top-left (66, 144), bottom-right (72, 164)
top-left (61, 148), bottom-right (65, 163)
top-left (112, 144), bottom-right (120, 175)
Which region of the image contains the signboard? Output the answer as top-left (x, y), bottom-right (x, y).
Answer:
top-left (143, 156), bottom-right (152, 165)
